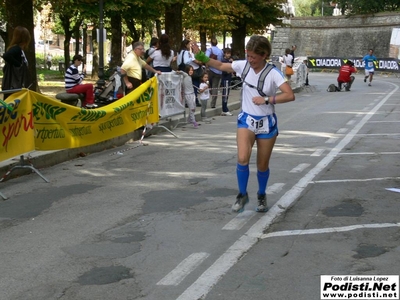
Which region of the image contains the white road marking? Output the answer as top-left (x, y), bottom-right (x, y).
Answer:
top-left (311, 149), bottom-right (325, 156)
top-left (313, 177), bottom-right (400, 183)
top-left (369, 120), bottom-right (400, 123)
top-left (267, 183), bottom-right (285, 194)
top-left (176, 84), bottom-right (399, 300)
top-left (347, 120), bottom-right (356, 126)
top-left (261, 223), bottom-right (400, 239)
top-left (336, 128), bottom-right (348, 134)
top-left (157, 252), bottom-right (210, 286)
top-left (338, 152), bottom-right (400, 155)
top-left (356, 133), bottom-right (400, 136)
top-left (222, 211), bottom-right (256, 230)
top-left (325, 137), bottom-right (339, 143)
top-left (290, 163), bottom-right (310, 173)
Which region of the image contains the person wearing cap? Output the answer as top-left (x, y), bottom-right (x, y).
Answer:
top-left (65, 54), bottom-right (97, 108)
top-left (337, 60), bottom-right (357, 91)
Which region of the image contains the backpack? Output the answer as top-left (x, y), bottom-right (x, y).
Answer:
top-left (144, 48), bottom-right (150, 60)
top-left (327, 84), bottom-right (340, 92)
top-left (178, 50), bottom-right (186, 71)
top-left (240, 62), bottom-right (274, 97)
top-left (209, 47), bottom-right (218, 60)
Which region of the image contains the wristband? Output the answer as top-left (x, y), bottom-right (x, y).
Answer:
top-left (194, 51), bottom-right (210, 63)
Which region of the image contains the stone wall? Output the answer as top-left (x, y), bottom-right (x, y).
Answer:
top-left (271, 12), bottom-right (400, 59)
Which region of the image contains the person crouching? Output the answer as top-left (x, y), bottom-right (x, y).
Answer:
top-left (337, 60), bottom-right (357, 91)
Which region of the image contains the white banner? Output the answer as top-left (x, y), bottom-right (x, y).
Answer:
top-left (157, 72), bottom-right (185, 119)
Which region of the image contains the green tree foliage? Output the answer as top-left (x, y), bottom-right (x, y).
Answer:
top-left (294, 0), bottom-right (334, 17)
top-left (9, 0), bottom-right (398, 89)
top-left (230, 0), bottom-right (285, 58)
top-left (340, 0), bottom-right (400, 15)
top-left (294, 0), bottom-right (400, 17)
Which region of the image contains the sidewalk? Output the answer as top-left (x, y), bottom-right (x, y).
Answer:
top-left (0, 82), bottom-right (304, 181)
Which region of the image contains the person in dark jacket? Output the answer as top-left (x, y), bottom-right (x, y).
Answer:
top-left (2, 26), bottom-right (31, 99)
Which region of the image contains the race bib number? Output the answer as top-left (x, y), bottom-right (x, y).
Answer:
top-left (246, 115), bottom-right (270, 134)
top-left (367, 61), bottom-right (374, 68)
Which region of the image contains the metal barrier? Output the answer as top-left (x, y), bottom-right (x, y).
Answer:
top-left (148, 73), bottom-right (186, 138)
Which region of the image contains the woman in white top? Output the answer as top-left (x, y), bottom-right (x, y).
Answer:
top-left (146, 34), bottom-right (175, 72)
top-left (191, 36), bottom-right (295, 213)
top-left (178, 39), bottom-right (203, 106)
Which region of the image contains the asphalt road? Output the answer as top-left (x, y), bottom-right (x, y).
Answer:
top-left (0, 73), bottom-right (399, 300)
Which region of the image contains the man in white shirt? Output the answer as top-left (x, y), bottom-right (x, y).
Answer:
top-left (205, 38), bottom-right (224, 108)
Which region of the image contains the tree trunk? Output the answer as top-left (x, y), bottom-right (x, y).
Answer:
top-left (5, 0), bottom-right (38, 92)
top-left (125, 19), bottom-right (140, 42)
top-left (110, 14), bottom-right (122, 68)
top-left (199, 26), bottom-right (207, 52)
top-left (156, 19), bottom-right (162, 39)
top-left (83, 25), bottom-right (88, 69)
top-left (165, 3), bottom-right (182, 54)
top-left (91, 27), bottom-right (99, 80)
top-left (74, 26), bottom-right (80, 56)
top-left (59, 13), bottom-right (73, 71)
top-left (232, 24), bottom-right (247, 59)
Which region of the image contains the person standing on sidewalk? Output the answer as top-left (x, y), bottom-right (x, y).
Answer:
top-left (221, 48), bottom-right (234, 116)
top-left (121, 41), bottom-right (161, 94)
top-left (198, 73), bottom-right (212, 123)
top-left (46, 53), bottom-right (53, 70)
top-left (144, 37), bottom-right (159, 79)
top-left (179, 65), bottom-right (199, 128)
top-left (290, 45), bottom-right (296, 65)
top-left (205, 38), bottom-right (223, 109)
top-left (178, 39), bottom-right (203, 107)
top-left (191, 35), bottom-right (295, 213)
top-left (1, 26), bottom-right (31, 100)
top-left (146, 34), bottom-right (175, 73)
top-left (361, 49), bottom-right (378, 86)
top-left (283, 48), bottom-right (294, 81)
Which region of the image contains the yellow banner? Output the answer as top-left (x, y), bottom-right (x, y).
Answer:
top-left (0, 77), bottom-right (159, 161)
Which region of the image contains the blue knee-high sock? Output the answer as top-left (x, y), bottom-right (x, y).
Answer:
top-left (236, 163), bottom-right (249, 195)
top-left (257, 169), bottom-right (270, 196)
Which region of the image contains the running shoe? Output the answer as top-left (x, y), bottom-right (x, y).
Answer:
top-left (256, 193), bottom-right (268, 212)
top-left (85, 103), bottom-right (98, 108)
top-left (221, 111), bottom-right (233, 116)
top-left (232, 193), bottom-right (249, 213)
top-left (368, 83), bottom-right (371, 86)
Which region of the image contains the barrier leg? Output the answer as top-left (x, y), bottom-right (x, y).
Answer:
top-left (154, 124), bottom-right (179, 138)
top-left (173, 110), bottom-right (188, 129)
top-left (0, 191), bottom-right (8, 200)
top-left (0, 155), bottom-right (49, 183)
